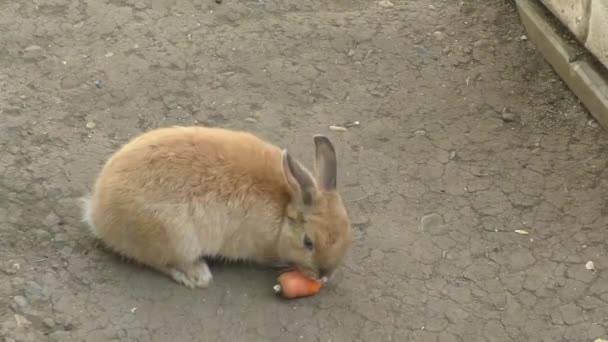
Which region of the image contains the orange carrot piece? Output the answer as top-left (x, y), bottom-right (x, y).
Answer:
top-left (273, 270), bottom-right (323, 299)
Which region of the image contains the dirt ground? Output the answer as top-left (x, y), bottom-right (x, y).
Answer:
top-left (1, 0), bottom-right (607, 341)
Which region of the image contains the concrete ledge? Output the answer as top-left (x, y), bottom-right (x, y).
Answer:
top-left (540, 0), bottom-right (589, 41)
top-left (516, 0), bottom-right (608, 130)
top-left (540, 0), bottom-right (608, 69)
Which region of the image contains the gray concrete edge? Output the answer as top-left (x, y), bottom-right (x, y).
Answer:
top-left (515, 0), bottom-right (608, 131)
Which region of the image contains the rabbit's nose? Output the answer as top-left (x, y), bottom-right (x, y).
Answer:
top-left (319, 268), bottom-right (329, 278)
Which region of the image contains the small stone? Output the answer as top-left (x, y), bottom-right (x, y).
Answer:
top-left (412, 45), bottom-right (427, 56)
top-left (244, 117), bottom-right (257, 123)
top-left (24, 45), bottom-right (42, 52)
top-left (350, 212), bottom-right (371, 228)
top-left (11, 277), bottom-right (24, 287)
top-left (59, 246), bottom-right (73, 258)
top-left (377, 0), bottom-right (394, 8)
top-left (449, 151), bottom-right (457, 160)
top-left (501, 112), bottom-right (516, 122)
top-left (514, 229), bottom-right (529, 235)
top-left (421, 213), bottom-right (443, 230)
top-left (588, 119), bottom-right (599, 128)
top-left (42, 318), bottom-right (56, 329)
top-left (85, 121), bottom-right (96, 129)
top-left (520, 35), bottom-right (528, 41)
top-left (56, 315), bottom-right (77, 331)
top-left (23, 45), bottom-right (44, 61)
top-left (53, 233), bottom-right (69, 242)
top-left (13, 296), bottom-right (28, 308)
top-left (4, 262), bottom-right (20, 275)
top-left (433, 31), bottom-right (447, 40)
top-left (329, 125), bottom-right (347, 132)
top-left (44, 212), bottom-right (61, 227)
top-left (33, 229), bottom-right (51, 241)
top-left (14, 314), bottom-right (32, 328)
top-left (585, 261), bottom-right (595, 270)
top-left (414, 130), bottom-right (426, 136)
top-left (24, 281), bottom-right (50, 302)
top-left (104, 52), bottom-right (114, 58)
top-left (347, 49), bottom-right (356, 57)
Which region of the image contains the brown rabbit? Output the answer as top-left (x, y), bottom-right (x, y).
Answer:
top-left (82, 126), bottom-right (352, 288)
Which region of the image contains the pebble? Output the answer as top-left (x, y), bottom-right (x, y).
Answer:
top-left (449, 151), bottom-right (457, 160)
top-left (56, 315), bottom-right (77, 331)
top-left (377, 0), bottom-right (394, 8)
top-left (421, 213), bottom-right (444, 230)
top-left (24, 280), bottom-right (50, 302)
top-left (433, 31), bottom-right (447, 40)
top-left (11, 277), bottom-right (25, 288)
top-left (42, 318), bottom-right (56, 329)
top-left (414, 130), bottom-right (426, 136)
top-left (53, 233), bottom-right (69, 242)
top-left (22, 45), bottom-right (44, 61)
top-left (4, 263), bottom-right (20, 275)
top-left (329, 125), bottom-right (347, 132)
top-left (413, 45), bottom-right (428, 55)
top-left (104, 52), bottom-right (114, 58)
top-left (24, 45), bottom-right (42, 52)
top-left (347, 49), bottom-right (356, 57)
top-left (13, 295), bottom-right (28, 308)
top-left (33, 229), bottom-right (52, 241)
top-left (44, 212), bottom-right (61, 227)
top-left (14, 314), bottom-right (32, 328)
top-left (59, 246), bottom-right (73, 258)
top-left (244, 117), bottom-right (257, 123)
top-left (588, 119), bottom-right (599, 128)
top-left (85, 121), bottom-right (96, 129)
top-left (585, 261), bottom-right (595, 270)
top-left (501, 112), bottom-right (516, 122)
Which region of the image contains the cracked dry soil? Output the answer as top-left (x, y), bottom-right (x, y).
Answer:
top-left (1, 0), bottom-right (608, 341)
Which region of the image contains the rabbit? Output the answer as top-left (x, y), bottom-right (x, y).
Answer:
top-left (82, 126), bottom-right (352, 288)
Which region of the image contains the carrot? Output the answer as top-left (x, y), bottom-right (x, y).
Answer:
top-left (273, 270), bottom-right (323, 299)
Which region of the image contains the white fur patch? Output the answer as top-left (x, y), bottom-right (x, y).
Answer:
top-left (79, 195), bottom-right (97, 237)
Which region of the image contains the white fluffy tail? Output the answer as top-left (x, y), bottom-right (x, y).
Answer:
top-left (79, 195), bottom-right (98, 237)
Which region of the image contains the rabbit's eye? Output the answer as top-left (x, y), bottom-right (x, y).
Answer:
top-left (303, 235), bottom-right (314, 250)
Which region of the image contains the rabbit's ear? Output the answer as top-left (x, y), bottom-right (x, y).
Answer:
top-left (313, 135), bottom-right (337, 191)
top-left (281, 150), bottom-right (317, 207)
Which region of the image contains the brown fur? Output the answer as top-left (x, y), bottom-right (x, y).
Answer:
top-left (83, 126), bottom-right (352, 288)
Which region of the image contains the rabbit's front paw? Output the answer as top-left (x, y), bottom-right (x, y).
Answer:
top-left (169, 261), bottom-right (213, 288)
